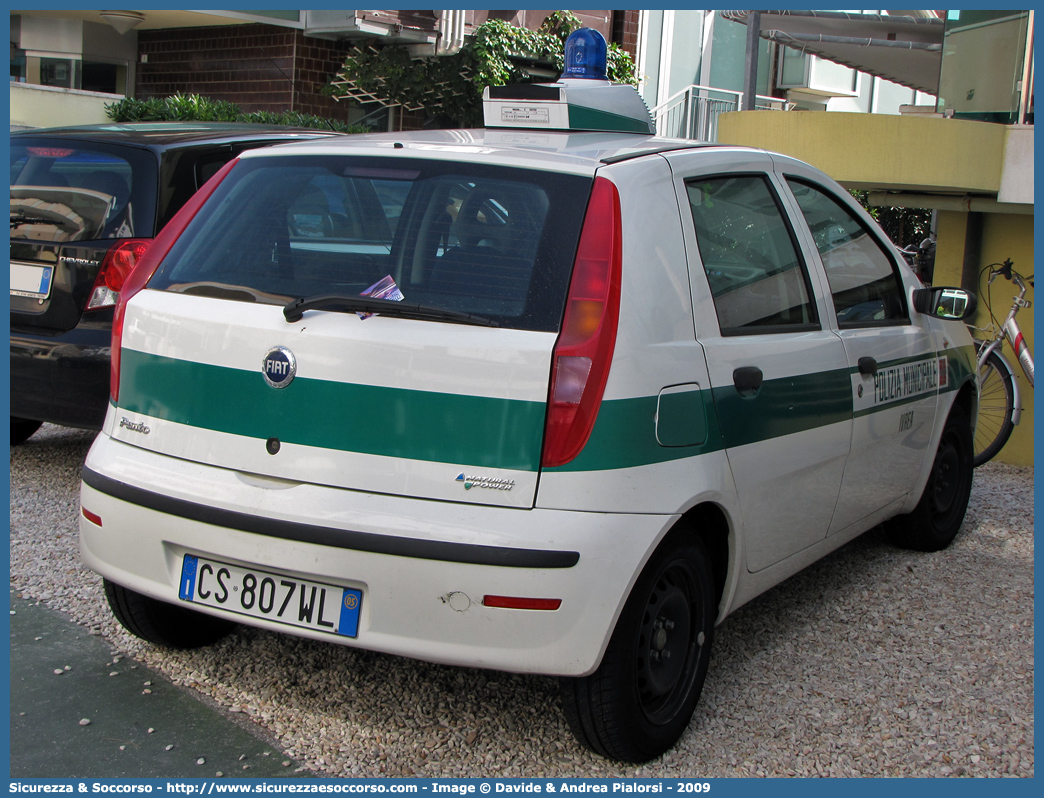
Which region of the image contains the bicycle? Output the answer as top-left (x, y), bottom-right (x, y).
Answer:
top-left (969, 259), bottom-right (1034, 467)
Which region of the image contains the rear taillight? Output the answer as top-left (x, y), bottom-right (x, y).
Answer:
top-left (86, 239), bottom-right (152, 310)
top-left (541, 176), bottom-right (622, 468)
top-left (110, 157), bottom-right (241, 402)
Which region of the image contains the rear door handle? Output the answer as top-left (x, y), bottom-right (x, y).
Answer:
top-left (858, 357), bottom-right (878, 376)
top-left (733, 366), bottom-right (763, 398)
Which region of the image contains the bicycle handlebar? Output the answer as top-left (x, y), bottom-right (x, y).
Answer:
top-left (986, 259), bottom-right (1014, 281)
top-left (986, 259), bottom-right (1030, 291)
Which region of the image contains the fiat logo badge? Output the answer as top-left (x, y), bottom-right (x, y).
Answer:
top-left (262, 346), bottom-right (297, 389)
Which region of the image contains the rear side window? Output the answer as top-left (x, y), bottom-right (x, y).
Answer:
top-left (10, 140), bottom-right (157, 242)
top-left (149, 155), bottom-right (591, 332)
top-left (786, 178), bottom-right (908, 326)
top-left (686, 175), bottom-right (818, 334)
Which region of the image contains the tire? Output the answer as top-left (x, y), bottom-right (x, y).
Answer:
top-left (11, 417), bottom-right (43, 445)
top-left (886, 405), bottom-right (974, 552)
top-left (974, 349), bottom-right (1015, 467)
top-left (104, 579), bottom-right (235, 649)
top-left (559, 534), bottom-right (715, 763)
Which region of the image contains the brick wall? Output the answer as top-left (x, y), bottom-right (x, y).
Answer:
top-left (136, 24), bottom-right (356, 122)
top-left (288, 32), bottom-right (357, 120)
top-left (611, 10), bottom-right (641, 60)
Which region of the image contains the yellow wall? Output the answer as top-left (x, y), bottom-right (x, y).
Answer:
top-left (934, 213), bottom-right (1035, 466)
top-left (717, 111), bottom-right (1006, 193)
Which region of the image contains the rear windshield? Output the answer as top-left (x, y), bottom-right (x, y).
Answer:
top-left (148, 155), bottom-right (592, 332)
top-left (10, 139), bottom-right (157, 242)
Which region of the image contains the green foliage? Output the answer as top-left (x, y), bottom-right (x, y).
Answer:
top-left (327, 12), bottom-right (639, 127)
top-left (851, 190), bottom-right (933, 249)
top-left (104, 93), bottom-right (369, 134)
top-left (106, 94), bottom-right (241, 123)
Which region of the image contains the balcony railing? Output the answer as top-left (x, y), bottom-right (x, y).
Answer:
top-left (651, 85), bottom-right (784, 141)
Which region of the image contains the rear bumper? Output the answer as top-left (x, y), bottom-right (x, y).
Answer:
top-left (10, 324), bottom-right (111, 429)
top-left (79, 433), bottom-right (674, 676)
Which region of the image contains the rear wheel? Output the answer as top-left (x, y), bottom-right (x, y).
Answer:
top-left (104, 579), bottom-right (235, 649)
top-left (974, 349), bottom-right (1015, 467)
top-left (559, 535), bottom-right (715, 762)
top-left (887, 405), bottom-right (974, 552)
top-left (11, 417), bottom-right (43, 445)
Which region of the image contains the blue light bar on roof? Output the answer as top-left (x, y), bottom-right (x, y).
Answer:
top-left (481, 28), bottom-right (655, 135)
top-left (562, 28), bottom-right (608, 81)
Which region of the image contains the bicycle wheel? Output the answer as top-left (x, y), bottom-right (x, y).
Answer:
top-left (974, 349), bottom-right (1016, 467)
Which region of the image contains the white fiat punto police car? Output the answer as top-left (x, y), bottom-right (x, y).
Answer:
top-left (80, 31), bottom-right (977, 763)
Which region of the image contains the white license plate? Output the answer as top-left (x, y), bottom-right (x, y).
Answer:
top-left (178, 555), bottom-right (361, 638)
top-left (10, 262), bottom-right (54, 299)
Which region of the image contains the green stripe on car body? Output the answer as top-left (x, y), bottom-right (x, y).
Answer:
top-left (548, 393), bottom-right (726, 473)
top-left (945, 343), bottom-right (977, 388)
top-left (556, 346), bottom-right (975, 473)
top-left (118, 350), bottom-right (547, 472)
top-left (714, 367), bottom-right (852, 449)
top-left (551, 368), bottom-right (851, 473)
top-left (862, 345), bottom-right (975, 389)
top-left (118, 344), bottom-right (976, 475)
top-left (848, 345), bottom-right (977, 418)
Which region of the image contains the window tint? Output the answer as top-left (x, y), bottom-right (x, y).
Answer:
top-left (149, 155), bottom-right (590, 332)
top-left (10, 141), bottom-right (155, 241)
top-left (195, 155), bottom-right (230, 189)
top-left (787, 179), bottom-right (907, 326)
top-left (686, 175), bottom-right (817, 333)
top-left (160, 147), bottom-right (232, 231)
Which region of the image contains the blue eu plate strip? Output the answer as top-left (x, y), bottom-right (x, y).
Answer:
top-left (37, 265), bottom-right (53, 295)
top-left (179, 555), bottom-right (198, 600)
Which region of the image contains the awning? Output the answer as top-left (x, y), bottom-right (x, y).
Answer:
top-left (721, 10), bottom-right (945, 95)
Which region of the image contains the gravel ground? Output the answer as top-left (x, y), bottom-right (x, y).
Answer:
top-left (10, 424), bottom-right (1034, 778)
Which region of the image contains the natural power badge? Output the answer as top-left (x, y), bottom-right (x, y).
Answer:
top-left (456, 473), bottom-right (515, 491)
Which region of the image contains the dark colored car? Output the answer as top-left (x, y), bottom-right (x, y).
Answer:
top-left (10, 123), bottom-right (337, 444)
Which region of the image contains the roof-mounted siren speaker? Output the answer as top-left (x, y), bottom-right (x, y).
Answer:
top-left (482, 28), bottom-right (655, 134)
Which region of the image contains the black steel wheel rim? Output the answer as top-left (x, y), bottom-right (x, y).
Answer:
top-left (635, 559), bottom-right (703, 725)
top-left (930, 430), bottom-right (962, 523)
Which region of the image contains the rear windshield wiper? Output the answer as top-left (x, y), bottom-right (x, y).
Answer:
top-left (283, 294), bottom-right (499, 327)
top-left (11, 214), bottom-right (57, 228)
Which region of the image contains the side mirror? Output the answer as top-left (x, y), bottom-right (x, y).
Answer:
top-left (912, 287), bottom-right (977, 321)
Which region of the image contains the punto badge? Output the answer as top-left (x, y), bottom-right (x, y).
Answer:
top-left (262, 346), bottom-right (297, 389)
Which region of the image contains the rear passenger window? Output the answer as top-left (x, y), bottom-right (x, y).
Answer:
top-left (786, 179), bottom-right (908, 327)
top-left (686, 175), bottom-right (817, 334)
